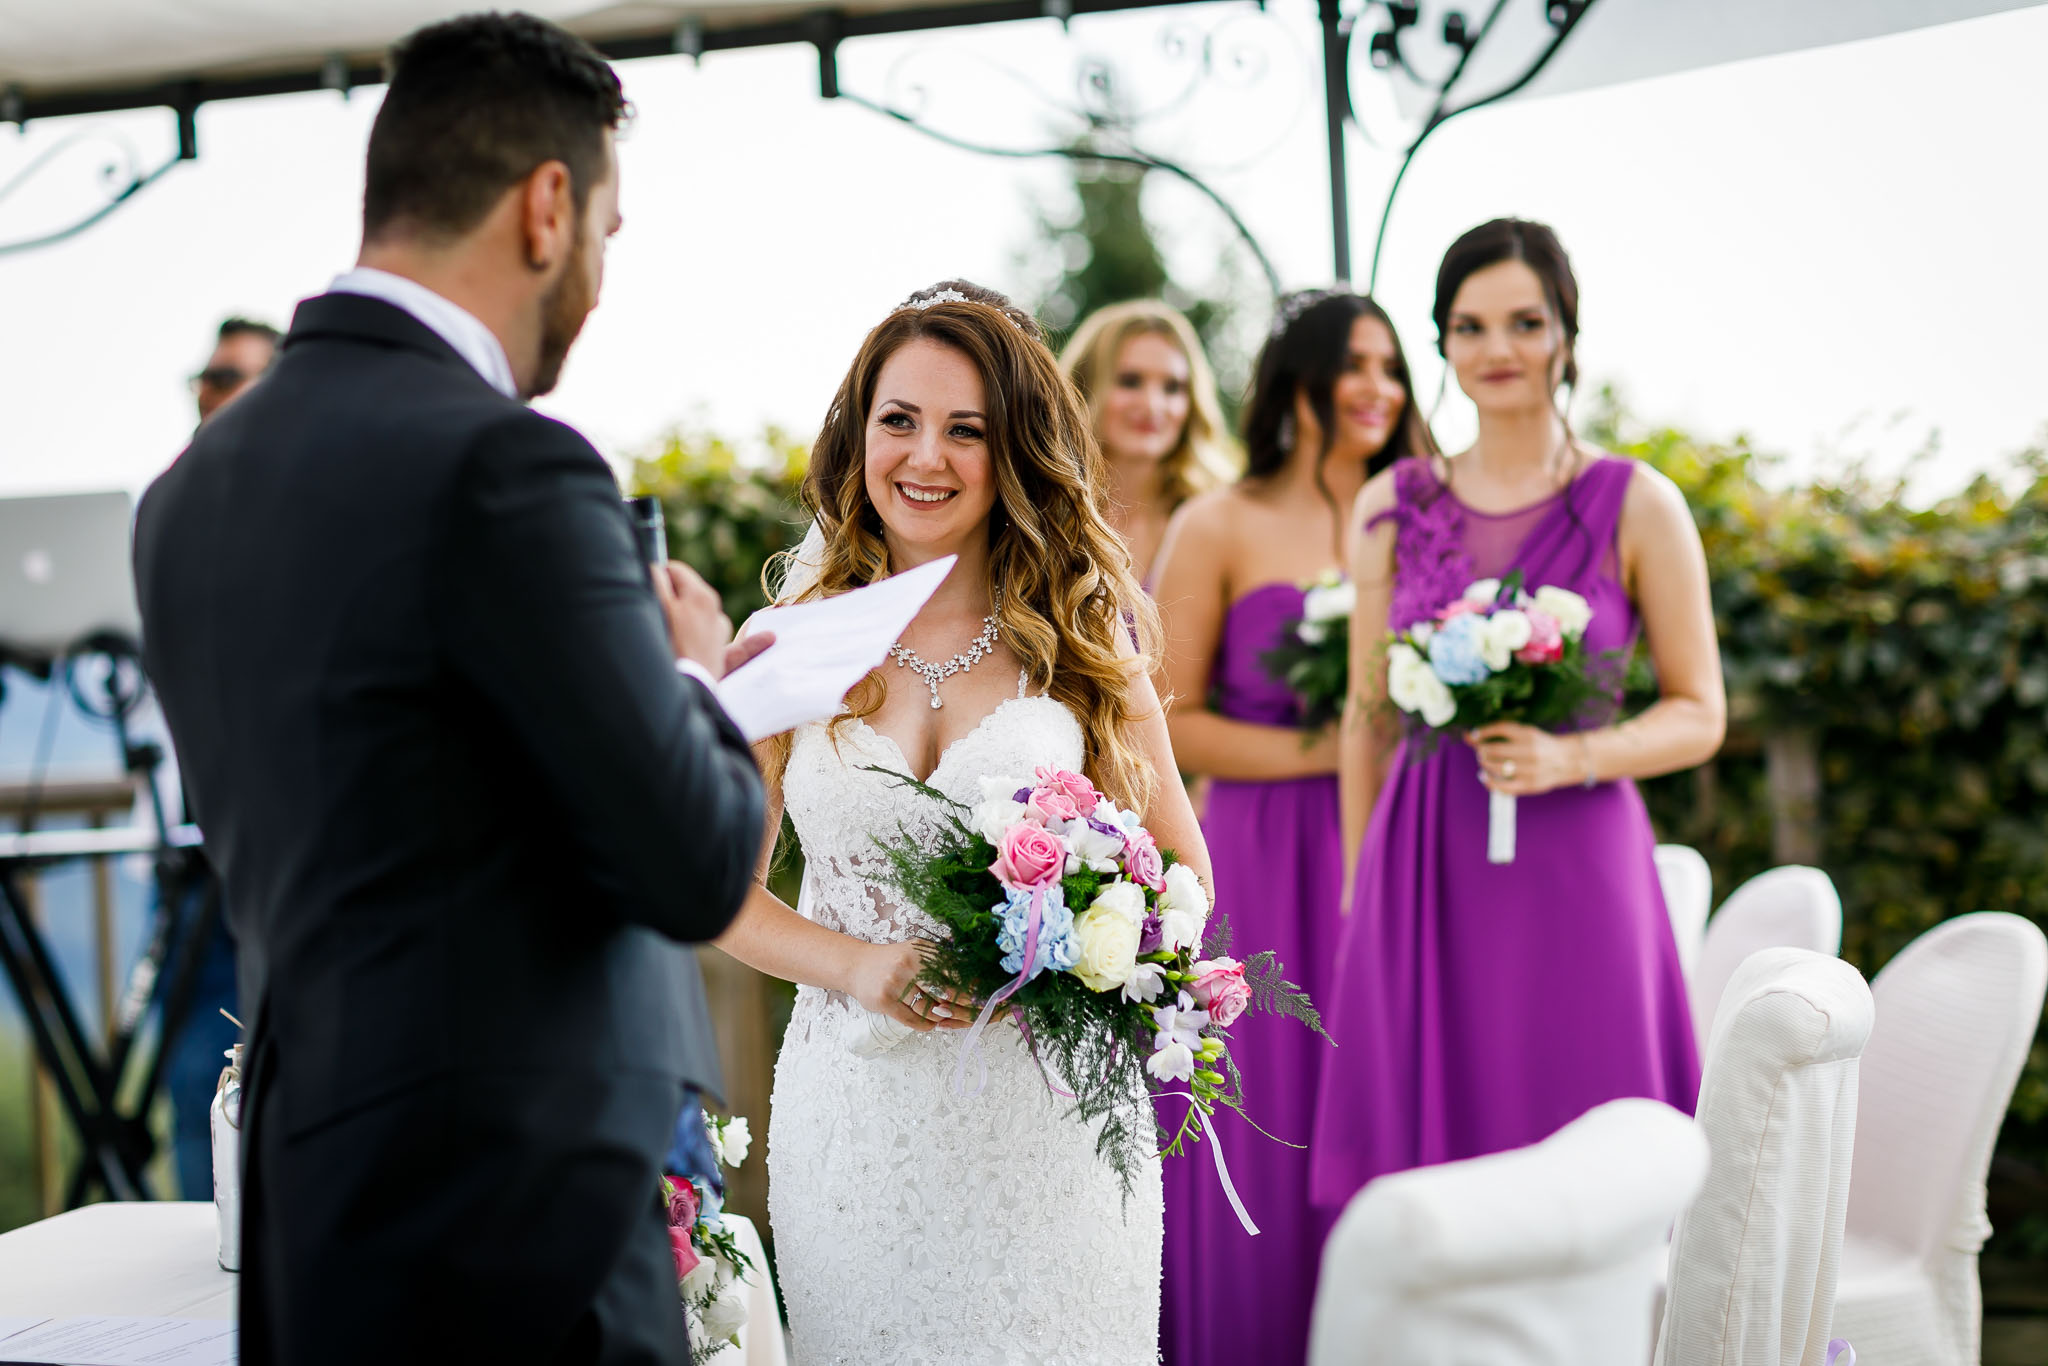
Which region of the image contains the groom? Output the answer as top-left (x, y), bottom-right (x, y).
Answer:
top-left (132, 15), bottom-right (764, 1364)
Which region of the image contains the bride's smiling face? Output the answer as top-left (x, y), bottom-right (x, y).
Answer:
top-left (864, 338), bottom-right (998, 560)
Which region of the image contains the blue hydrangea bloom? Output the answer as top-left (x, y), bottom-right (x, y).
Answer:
top-left (992, 886), bottom-right (1080, 981)
top-left (1427, 612), bottom-right (1492, 686)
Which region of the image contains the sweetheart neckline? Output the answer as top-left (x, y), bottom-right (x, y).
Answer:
top-left (849, 693), bottom-right (1072, 787)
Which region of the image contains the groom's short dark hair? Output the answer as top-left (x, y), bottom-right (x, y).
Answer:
top-left (364, 12), bottom-right (628, 243)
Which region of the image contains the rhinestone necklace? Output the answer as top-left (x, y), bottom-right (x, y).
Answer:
top-left (888, 599), bottom-right (1002, 709)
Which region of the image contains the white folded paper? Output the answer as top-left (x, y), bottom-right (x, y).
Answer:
top-left (713, 555), bottom-right (955, 742)
top-left (841, 1007), bottom-right (915, 1058)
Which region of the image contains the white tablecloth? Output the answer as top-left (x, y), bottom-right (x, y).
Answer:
top-left (0, 1203), bottom-right (784, 1364)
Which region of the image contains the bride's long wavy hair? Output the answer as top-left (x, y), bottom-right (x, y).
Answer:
top-left (761, 280), bottom-right (1162, 814)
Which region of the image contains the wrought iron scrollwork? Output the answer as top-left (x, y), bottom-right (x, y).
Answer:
top-left (1332, 0), bottom-right (1599, 288)
top-left (0, 103), bottom-right (197, 258)
top-left (831, 7), bottom-right (1302, 299)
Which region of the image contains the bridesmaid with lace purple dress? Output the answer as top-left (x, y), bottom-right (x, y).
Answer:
top-left (1151, 292), bottom-right (1437, 1366)
top-left (1311, 220), bottom-right (1723, 1211)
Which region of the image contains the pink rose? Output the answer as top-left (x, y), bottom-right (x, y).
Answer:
top-left (1188, 957), bottom-right (1252, 1028)
top-left (1436, 599), bottom-right (1482, 623)
top-left (1032, 766), bottom-right (1099, 817)
top-left (993, 822), bottom-right (1066, 891)
top-left (1026, 786), bottom-right (1082, 824)
top-left (1515, 608), bottom-right (1563, 665)
top-left (1122, 828), bottom-right (1166, 892)
top-left (669, 1224), bottom-right (700, 1284)
top-left (664, 1176), bottom-right (699, 1229)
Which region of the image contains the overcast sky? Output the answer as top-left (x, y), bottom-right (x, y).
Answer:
top-left (1, 1), bottom-right (2043, 506)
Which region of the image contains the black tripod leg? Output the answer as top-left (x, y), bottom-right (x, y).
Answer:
top-left (0, 866), bottom-right (140, 1202)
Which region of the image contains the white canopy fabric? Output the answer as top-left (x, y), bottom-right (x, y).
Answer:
top-left (1, 0), bottom-right (2041, 110)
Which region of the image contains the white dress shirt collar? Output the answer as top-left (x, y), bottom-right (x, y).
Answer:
top-left (326, 266), bottom-right (519, 400)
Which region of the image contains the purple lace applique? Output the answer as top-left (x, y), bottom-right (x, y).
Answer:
top-left (1367, 459), bottom-right (1473, 629)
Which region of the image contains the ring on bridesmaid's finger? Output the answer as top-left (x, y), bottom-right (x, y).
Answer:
top-left (1501, 760), bottom-right (1518, 780)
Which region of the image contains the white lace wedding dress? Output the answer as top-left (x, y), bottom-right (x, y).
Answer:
top-left (767, 675), bottom-right (1164, 1366)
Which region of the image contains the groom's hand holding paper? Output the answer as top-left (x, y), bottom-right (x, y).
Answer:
top-left (714, 555), bottom-right (956, 742)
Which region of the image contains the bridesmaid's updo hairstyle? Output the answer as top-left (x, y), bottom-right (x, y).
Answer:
top-left (1431, 217), bottom-right (1580, 392)
top-left (763, 279), bottom-right (1162, 814)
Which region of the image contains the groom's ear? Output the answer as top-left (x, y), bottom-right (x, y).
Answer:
top-left (518, 161), bottom-right (578, 274)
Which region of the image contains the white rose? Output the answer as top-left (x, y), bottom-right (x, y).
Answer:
top-left (1462, 578), bottom-right (1502, 606)
top-left (1479, 610), bottom-right (1533, 670)
top-left (971, 797), bottom-right (1029, 845)
top-left (1089, 878), bottom-right (1148, 923)
top-left (1531, 586), bottom-right (1593, 640)
top-left (701, 1274), bottom-right (749, 1342)
top-left (1072, 903), bottom-right (1143, 992)
top-left (681, 1252), bottom-right (720, 1299)
top-left (1388, 645), bottom-right (1456, 727)
top-left (1296, 620), bottom-right (1328, 646)
top-left (1157, 864), bottom-right (1210, 952)
top-left (714, 1115), bottom-right (751, 1169)
top-left (1302, 579), bottom-right (1356, 623)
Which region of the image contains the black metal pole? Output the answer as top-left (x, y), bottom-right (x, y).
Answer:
top-left (1318, 0), bottom-right (1351, 285)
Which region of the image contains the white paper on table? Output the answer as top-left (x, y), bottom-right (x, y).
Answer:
top-left (714, 555), bottom-right (955, 742)
top-left (0, 1315), bottom-right (237, 1365)
top-left (0, 1317), bottom-right (51, 1341)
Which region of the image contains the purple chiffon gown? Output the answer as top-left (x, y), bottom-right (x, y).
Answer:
top-left (1309, 456), bottom-right (1700, 1211)
top-left (1161, 583), bottom-right (1344, 1366)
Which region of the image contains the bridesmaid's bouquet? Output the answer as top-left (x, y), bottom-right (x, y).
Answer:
top-left (1382, 572), bottom-right (1618, 863)
top-left (865, 764), bottom-right (1324, 1207)
top-left (1259, 570), bottom-right (1355, 729)
top-left (663, 1112), bottom-right (757, 1359)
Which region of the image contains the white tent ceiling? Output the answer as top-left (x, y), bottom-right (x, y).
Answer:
top-left (0, 0), bottom-right (2040, 113)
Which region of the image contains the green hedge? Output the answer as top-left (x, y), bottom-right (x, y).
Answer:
top-left (628, 425), bottom-right (812, 622)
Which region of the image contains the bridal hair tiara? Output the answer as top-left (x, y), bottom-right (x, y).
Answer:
top-left (1268, 287), bottom-right (1351, 339)
top-left (898, 287), bottom-right (1032, 335)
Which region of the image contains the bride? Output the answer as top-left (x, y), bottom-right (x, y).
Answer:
top-left (715, 280), bottom-right (1209, 1364)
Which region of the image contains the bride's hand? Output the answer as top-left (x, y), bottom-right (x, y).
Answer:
top-left (848, 940), bottom-right (976, 1032)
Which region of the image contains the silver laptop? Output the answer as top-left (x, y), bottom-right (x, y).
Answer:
top-left (0, 490), bottom-right (142, 661)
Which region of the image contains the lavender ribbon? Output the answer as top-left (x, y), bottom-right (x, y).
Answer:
top-left (1826, 1342), bottom-right (1855, 1366)
top-left (951, 884), bottom-right (1045, 1098)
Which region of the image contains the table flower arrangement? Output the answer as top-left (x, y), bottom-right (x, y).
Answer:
top-left (1383, 571), bottom-right (1616, 863)
top-left (663, 1112), bottom-right (756, 1359)
top-left (1259, 570), bottom-right (1355, 729)
top-left (867, 764), bottom-right (1324, 1216)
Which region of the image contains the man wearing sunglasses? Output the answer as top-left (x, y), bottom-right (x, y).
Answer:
top-left (191, 317), bottom-right (280, 422)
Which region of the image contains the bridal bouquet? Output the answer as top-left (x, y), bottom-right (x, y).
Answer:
top-left (866, 764), bottom-right (1324, 1205)
top-left (1259, 570), bottom-right (1355, 729)
top-left (1384, 572), bottom-right (1617, 863)
top-left (663, 1112), bottom-right (756, 1359)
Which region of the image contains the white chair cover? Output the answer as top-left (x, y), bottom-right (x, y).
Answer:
top-left (1309, 1098), bottom-right (1708, 1366)
top-left (1830, 912), bottom-right (2048, 1366)
top-left (1691, 867), bottom-right (1842, 1051)
top-left (1655, 844), bottom-right (1713, 985)
top-left (1656, 947), bottom-right (1874, 1366)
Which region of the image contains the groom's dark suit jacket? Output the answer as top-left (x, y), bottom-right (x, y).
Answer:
top-left (133, 293), bottom-right (764, 1365)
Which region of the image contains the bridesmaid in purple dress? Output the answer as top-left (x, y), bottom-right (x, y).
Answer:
top-left (1151, 292), bottom-right (1438, 1366)
top-left (1311, 220), bottom-right (1723, 1210)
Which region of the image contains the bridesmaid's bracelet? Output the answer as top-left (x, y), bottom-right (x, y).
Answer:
top-left (1578, 733), bottom-right (1598, 788)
